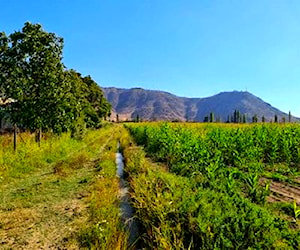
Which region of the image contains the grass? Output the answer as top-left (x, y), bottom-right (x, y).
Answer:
top-left (120, 127), bottom-right (187, 249)
top-left (4, 122), bottom-right (299, 249)
top-left (0, 124), bottom-right (127, 249)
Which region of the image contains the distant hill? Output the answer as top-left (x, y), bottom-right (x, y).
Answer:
top-left (102, 87), bottom-right (298, 122)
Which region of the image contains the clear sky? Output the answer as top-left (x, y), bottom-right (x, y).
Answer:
top-left (1, 1), bottom-right (300, 116)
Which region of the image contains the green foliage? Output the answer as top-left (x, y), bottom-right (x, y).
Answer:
top-left (124, 123), bottom-right (300, 249)
top-left (294, 200), bottom-right (300, 222)
top-left (63, 70), bottom-right (111, 131)
top-left (0, 22), bottom-right (111, 133)
top-left (128, 123), bottom-right (300, 174)
top-left (252, 114), bottom-right (258, 123)
top-left (244, 172), bottom-right (270, 204)
top-left (122, 138), bottom-right (299, 249)
top-left (81, 75), bottom-right (111, 125)
top-left (78, 131), bottom-right (127, 250)
top-left (70, 114), bottom-right (87, 140)
top-left (0, 125), bottom-right (127, 249)
top-left (209, 112), bottom-right (214, 122)
top-left (0, 22), bottom-right (68, 131)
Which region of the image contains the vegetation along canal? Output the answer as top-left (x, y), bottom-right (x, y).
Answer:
top-left (116, 142), bottom-right (139, 247)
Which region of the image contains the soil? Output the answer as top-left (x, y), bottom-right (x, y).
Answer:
top-left (263, 177), bottom-right (300, 205)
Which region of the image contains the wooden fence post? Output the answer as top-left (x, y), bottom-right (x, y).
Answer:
top-left (13, 124), bottom-right (17, 152)
top-left (38, 127), bottom-right (42, 147)
top-left (35, 127), bottom-right (42, 147)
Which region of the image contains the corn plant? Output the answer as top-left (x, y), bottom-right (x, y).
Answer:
top-left (125, 122), bottom-right (300, 249)
top-left (293, 200), bottom-right (300, 222)
top-left (244, 173), bottom-right (270, 204)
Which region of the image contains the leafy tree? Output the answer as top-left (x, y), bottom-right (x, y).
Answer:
top-left (289, 111), bottom-right (292, 123)
top-left (233, 110), bottom-right (239, 123)
top-left (274, 114), bottom-right (278, 123)
top-left (209, 112), bottom-right (214, 122)
top-left (226, 115), bottom-right (230, 123)
top-left (62, 70), bottom-right (88, 134)
top-left (80, 75), bottom-right (111, 127)
top-left (242, 114), bottom-right (246, 123)
top-left (252, 115), bottom-right (258, 123)
top-left (0, 22), bottom-right (69, 132)
top-left (135, 114), bottom-right (140, 122)
top-left (232, 110), bottom-right (245, 123)
top-left (63, 70), bottom-right (111, 132)
top-left (0, 22), bottom-right (111, 134)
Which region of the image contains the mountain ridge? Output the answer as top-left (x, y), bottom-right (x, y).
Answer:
top-left (102, 87), bottom-right (297, 122)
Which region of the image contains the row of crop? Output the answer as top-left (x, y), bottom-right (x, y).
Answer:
top-left (121, 127), bottom-right (300, 249)
top-left (127, 123), bottom-right (300, 208)
top-left (128, 123), bottom-right (300, 175)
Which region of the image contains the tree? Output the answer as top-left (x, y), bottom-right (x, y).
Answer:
top-left (0, 22), bottom-right (69, 132)
top-left (80, 75), bottom-right (111, 127)
top-left (135, 114), bottom-right (140, 122)
top-left (252, 115), bottom-right (258, 123)
top-left (262, 116), bottom-right (265, 123)
top-left (63, 70), bottom-right (111, 132)
top-left (233, 110), bottom-right (241, 123)
top-left (62, 70), bottom-right (89, 136)
top-left (0, 22), bottom-right (111, 134)
top-left (226, 115), bottom-right (230, 123)
top-left (274, 114), bottom-right (278, 123)
top-left (242, 114), bottom-right (246, 123)
top-left (289, 111), bottom-right (292, 123)
top-left (209, 112), bottom-right (214, 123)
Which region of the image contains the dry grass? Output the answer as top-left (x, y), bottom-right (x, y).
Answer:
top-left (0, 157), bottom-right (94, 249)
top-left (0, 200), bottom-right (88, 249)
top-left (0, 125), bottom-right (127, 249)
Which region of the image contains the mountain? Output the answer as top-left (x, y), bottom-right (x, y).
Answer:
top-left (102, 87), bottom-right (297, 122)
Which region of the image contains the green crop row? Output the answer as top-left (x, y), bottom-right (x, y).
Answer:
top-left (124, 123), bottom-right (300, 249)
top-left (128, 123), bottom-right (300, 176)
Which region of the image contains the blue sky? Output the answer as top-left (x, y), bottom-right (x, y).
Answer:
top-left (2, 1), bottom-right (300, 116)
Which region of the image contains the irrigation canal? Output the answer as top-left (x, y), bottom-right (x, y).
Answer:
top-left (116, 142), bottom-right (139, 247)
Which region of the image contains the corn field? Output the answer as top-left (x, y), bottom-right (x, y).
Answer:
top-left (124, 122), bottom-right (300, 249)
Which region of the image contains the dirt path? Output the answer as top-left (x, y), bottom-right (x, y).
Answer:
top-left (0, 130), bottom-right (114, 249)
